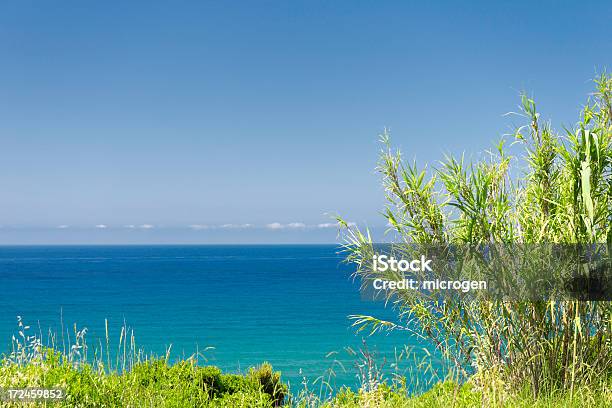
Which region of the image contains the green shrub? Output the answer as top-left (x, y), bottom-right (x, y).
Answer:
top-left (339, 73), bottom-right (612, 398)
top-left (248, 362), bottom-right (288, 406)
top-left (195, 365), bottom-right (224, 396)
top-left (219, 372), bottom-right (256, 394)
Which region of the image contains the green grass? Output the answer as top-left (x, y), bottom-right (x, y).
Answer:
top-left (0, 347), bottom-right (610, 407)
top-left (319, 381), bottom-right (611, 408)
top-left (0, 348), bottom-right (283, 407)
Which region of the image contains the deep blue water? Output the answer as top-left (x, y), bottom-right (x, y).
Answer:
top-left (0, 245), bottom-right (440, 391)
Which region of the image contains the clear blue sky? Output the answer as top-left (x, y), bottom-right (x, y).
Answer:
top-left (0, 1), bottom-right (610, 243)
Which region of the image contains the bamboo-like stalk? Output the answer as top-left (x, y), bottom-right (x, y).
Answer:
top-left (339, 74), bottom-right (612, 397)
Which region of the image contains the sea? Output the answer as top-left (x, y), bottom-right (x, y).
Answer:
top-left (0, 245), bottom-right (442, 392)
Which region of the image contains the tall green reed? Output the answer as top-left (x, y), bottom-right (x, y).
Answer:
top-left (338, 74), bottom-right (612, 398)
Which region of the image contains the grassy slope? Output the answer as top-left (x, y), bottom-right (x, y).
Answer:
top-left (1, 352), bottom-right (610, 407)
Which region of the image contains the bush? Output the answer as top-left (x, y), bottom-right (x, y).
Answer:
top-left (248, 362), bottom-right (288, 406)
top-left (339, 73), bottom-right (612, 397)
top-left (219, 373), bottom-right (256, 394)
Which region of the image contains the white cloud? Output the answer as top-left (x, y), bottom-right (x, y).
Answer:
top-left (124, 225), bottom-right (136, 229)
top-left (318, 221), bottom-right (356, 228)
top-left (95, 224), bottom-right (107, 229)
top-left (220, 223), bottom-right (253, 229)
top-left (139, 224), bottom-right (154, 229)
top-left (266, 222), bottom-right (284, 230)
top-left (57, 225), bottom-right (69, 229)
top-left (317, 223), bottom-right (337, 228)
top-left (189, 224), bottom-right (209, 230)
top-left (266, 222), bottom-right (306, 230)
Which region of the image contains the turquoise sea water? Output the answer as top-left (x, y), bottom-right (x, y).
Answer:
top-left (0, 245), bottom-right (441, 390)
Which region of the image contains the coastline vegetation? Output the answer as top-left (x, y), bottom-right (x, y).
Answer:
top-left (1, 320), bottom-right (609, 407)
top-left (1, 74), bottom-right (611, 406)
top-left (337, 73), bottom-right (612, 403)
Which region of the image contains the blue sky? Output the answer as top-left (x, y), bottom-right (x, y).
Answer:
top-left (0, 1), bottom-right (610, 243)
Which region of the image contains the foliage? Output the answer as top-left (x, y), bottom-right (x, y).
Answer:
top-left (0, 348), bottom-right (279, 407)
top-left (1, 350), bottom-right (609, 407)
top-left (0, 319), bottom-right (284, 407)
top-left (338, 74), bottom-right (612, 397)
top-left (248, 362), bottom-right (288, 406)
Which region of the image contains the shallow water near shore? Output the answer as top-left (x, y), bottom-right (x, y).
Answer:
top-left (0, 245), bottom-right (441, 391)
